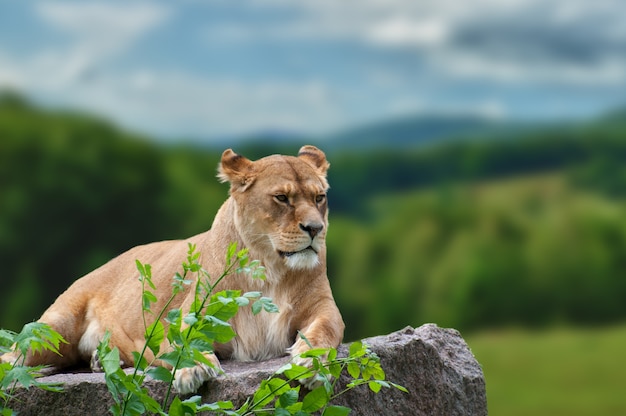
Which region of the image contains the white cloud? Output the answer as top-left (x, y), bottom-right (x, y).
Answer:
top-left (435, 52), bottom-right (626, 86)
top-left (366, 17), bottom-right (449, 47)
top-left (1, 2), bottom-right (345, 138)
top-left (31, 2), bottom-right (170, 87)
top-left (50, 70), bottom-right (345, 138)
top-left (36, 2), bottom-right (169, 55)
top-left (248, 0), bottom-right (626, 86)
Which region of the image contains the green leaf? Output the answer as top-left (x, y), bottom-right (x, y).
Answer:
top-left (274, 409), bottom-right (290, 416)
top-left (391, 382), bottom-right (409, 393)
top-left (1, 364), bottom-right (63, 392)
top-left (146, 366), bottom-right (173, 383)
top-left (322, 405), bottom-right (352, 416)
top-left (0, 329), bottom-right (16, 349)
top-left (348, 340), bottom-right (365, 358)
top-left (123, 393), bottom-right (148, 415)
top-left (205, 293), bottom-right (239, 321)
top-left (237, 253), bottom-right (249, 268)
top-left (347, 362), bottom-right (360, 379)
top-left (101, 347), bottom-right (122, 374)
top-left (142, 290), bottom-right (157, 312)
top-left (235, 297), bottom-right (250, 307)
top-left (204, 315), bottom-right (231, 328)
top-left (327, 347), bottom-right (337, 362)
top-left (172, 272), bottom-right (192, 293)
top-left (0, 407), bottom-right (15, 416)
top-left (191, 349), bottom-right (220, 373)
top-left (135, 260), bottom-right (153, 282)
top-left (302, 386), bottom-right (329, 413)
top-left (226, 242), bottom-right (237, 265)
top-left (251, 380), bottom-right (275, 408)
top-left (278, 388), bottom-right (299, 408)
top-left (183, 312), bottom-right (198, 327)
top-left (363, 362), bottom-right (385, 381)
top-left (160, 350), bottom-right (196, 369)
top-left (243, 291), bottom-right (261, 298)
top-left (166, 308), bottom-right (182, 325)
top-left (195, 320), bottom-right (236, 344)
top-left (195, 400), bottom-right (235, 411)
top-left (2, 365), bottom-right (37, 389)
top-left (168, 396), bottom-right (184, 416)
top-left (368, 380), bottom-right (382, 393)
top-left (301, 348), bottom-right (329, 358)
top-left (251, 297), bottom-right (279, 315)
top-left (166, 309), bottom-right (183, 344)
top-left (267, 377), bottom-right (291, 397)
top-left (250, 261), bottom-right (266, 280)
top-left (251, 300), bottom-right (262, 315)
top-left (188, 338), bottom-right (214, 354)
top-left (145, 320), bottom-right (164, 356)
top-left (280, 363), bottom-right (314, 381)
top-left (131, 351), bottom-right (148, 372)
top-left (263, 299), bottom-right (279, 313)
top-left (14, 322), bottom-right (66, 357)
top-left (328, 362), bottom-right (343, 379)
top-left (298, 332), bottom-right (313, 349)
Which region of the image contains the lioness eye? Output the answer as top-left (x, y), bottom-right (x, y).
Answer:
top-left (315, 194), bottom-right (326, 203)
top-left (274, 194), bottom-right (289, 203)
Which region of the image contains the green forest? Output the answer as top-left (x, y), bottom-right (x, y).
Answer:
top-left (1, 92), bottom-right (625, 344)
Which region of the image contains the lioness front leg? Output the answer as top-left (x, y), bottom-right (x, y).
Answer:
top-left (168, 294), bottom-right (225, 394)
top-left (289, 313), bottom-right (345, 389)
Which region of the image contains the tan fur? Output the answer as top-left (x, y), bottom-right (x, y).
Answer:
top-left (1, 145), bottom-right (344, 393)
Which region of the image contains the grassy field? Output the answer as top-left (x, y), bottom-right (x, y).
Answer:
top-left (466, 325), bottom-right (626, 416)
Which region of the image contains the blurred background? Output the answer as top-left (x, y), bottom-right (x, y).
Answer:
top-left (1, 1), bottom-right (625, 415)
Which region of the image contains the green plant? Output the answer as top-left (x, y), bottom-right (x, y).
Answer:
top-left (97, 242), bottom-right (271, 415)
top-left (98, 243), bottom-right (406, 415)
top-left (227, 337), bottom-right (407, 416)
top-left (0, 322), bottom-right (67, 415)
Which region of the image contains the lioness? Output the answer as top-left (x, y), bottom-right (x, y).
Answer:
top-left (1, 145), bottom-right (344, 394)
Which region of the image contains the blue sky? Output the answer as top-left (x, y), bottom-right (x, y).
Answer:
top-left (1, 0), bottom-right (625, 141)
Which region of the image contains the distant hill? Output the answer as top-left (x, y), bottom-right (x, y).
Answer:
top-left (323, 114), bottom-right (499, 151)
top-left (227, 113), bottom-right (549, 155)
top-left (602, 106), bottom-right (626, 124)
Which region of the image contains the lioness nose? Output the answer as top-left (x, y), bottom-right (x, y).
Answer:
top-left (300, 222), bottom-right (323, 238)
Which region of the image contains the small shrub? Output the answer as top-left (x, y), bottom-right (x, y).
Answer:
top-left (0, 322), bottom-right (66, 415)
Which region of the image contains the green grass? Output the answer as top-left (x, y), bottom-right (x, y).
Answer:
top-left (466, 325), bottom-right (626, 416)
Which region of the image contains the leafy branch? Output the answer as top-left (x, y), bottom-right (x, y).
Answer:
top-left (0, 323), bottom-right (67, 415)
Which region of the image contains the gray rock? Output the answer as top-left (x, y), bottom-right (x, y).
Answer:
top-left (8, 324), bottom-right (486, 415)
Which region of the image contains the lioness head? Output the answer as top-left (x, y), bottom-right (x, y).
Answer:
top-left (218, 145), bottom-right (330, 270)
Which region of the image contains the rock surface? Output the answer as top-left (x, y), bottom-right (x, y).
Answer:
top-left (9, 324), bottom-right (487, 415)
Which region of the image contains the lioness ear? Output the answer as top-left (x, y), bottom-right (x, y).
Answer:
top-left (218, 149), bottom-right (255, 191)
top-left (298, 145), bottom-right (329, 175)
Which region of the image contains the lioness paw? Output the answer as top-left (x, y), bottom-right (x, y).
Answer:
top-left (173, 353), bottom-right (223, 394)
top-left (173, 362), bottom-right (222, 394)
top-left (90, 349), bottom-right (124, 372)
top-left (291, 354), bottom-right (327, 390)
top-left (90, 350), bottom-right (102, 372)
